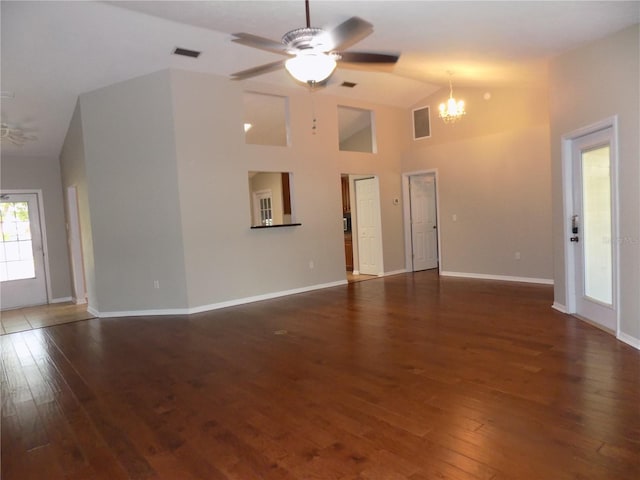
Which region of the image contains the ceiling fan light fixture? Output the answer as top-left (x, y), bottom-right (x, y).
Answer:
top-left (229, 4), bottom-right (395, 83)
top-left (285, 53), bottom-right (337, 85)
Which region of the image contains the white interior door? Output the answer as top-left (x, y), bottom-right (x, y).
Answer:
top-left (0, 193), bottom-right (48, 309)
top-left (571, 127), bottom-right (617, 331)
top-left (409, 174), bottom-right (438, 271)
top-left (252, 189), bottom-right (273, 226)
top-left (355, 177), bottom-right (383, 275)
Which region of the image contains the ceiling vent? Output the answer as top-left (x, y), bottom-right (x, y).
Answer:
top-left (172, 47), bottom-right (201, 58)
top-left (340, 81), bottom-right (357, 88)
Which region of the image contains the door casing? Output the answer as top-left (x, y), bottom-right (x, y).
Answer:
top-left (408, 173), bottom-right (439, 271)
top-left (402, 169), bottom-right (442, 274)
top-left (0, 189), bottom-right (51, 309)
top-left (66, 186), bottom-right (87, 304)
top-left (561, 116), bottom-right (620, 335)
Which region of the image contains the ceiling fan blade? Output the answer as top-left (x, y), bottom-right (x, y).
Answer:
top-left (232, 33), bottom-right (289, 55)
top-left (230, 60), bottom-right (286, 80)
top-left (338, 52), bottom-right (400, 64)
top-left (326, 17), bottom-right (373, 51)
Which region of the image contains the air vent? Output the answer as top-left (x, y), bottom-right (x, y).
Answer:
top-left (172, 47), bottom-right (201, 58)
top-left (341, 81), bottom-right (357, 88)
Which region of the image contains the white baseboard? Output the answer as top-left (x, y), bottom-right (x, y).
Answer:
top-left (89, 280), bottom-right (348, 318)
top-left (440, 271), bottom-right (554, 285)
top-left (549, 307), bottom-right (639, 351)
top-left (382, 269), bottom-right (407, 277)
top-left (94, 306), bottom-right (190, 318)
top-left (50, 296), bottom-right (73, 304)
top-left (352, 270), bottom-right (360, 275)
top-left (187, 280), bottom-right (347, 315)
top-left (617, 332), bottom-right (640, 351)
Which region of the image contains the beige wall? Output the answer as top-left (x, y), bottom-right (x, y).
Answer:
top-left (549, 24), bottom-right (640, 342)
top-left (1, 154), bottom-right (72, 300)
top-left (60, 102), bottom-right (98, 309)
top-left (170, 70), bottom-right (408, 309)
top-left (60, 67), bottom-right (571, 314)
top-left (340, 125), bottom-right (374, 152)
top-left (72, 70), bottom-right (189, 313)
top-left (403, 86), bottom-right (553, 280)
top-left (61, 69), bottom-right (407, 313)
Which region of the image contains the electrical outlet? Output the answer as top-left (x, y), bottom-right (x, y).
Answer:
top-left (309, 260), bottom-right (314, 269)
top-left (514, 252), bottom-right (521, 260)
top-left (153, 280), bottom-right (160, 289)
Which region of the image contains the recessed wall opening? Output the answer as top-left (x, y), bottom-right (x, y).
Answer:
top-left (248, 172), bottom-right (296, 227)
top-left (243, 92), bottom-right (290, 147)
top-left (337, 106), bottom-right (376, 153)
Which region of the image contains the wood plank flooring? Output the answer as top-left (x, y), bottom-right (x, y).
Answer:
top-left (1, 302), bottom-right (94, 335)
top-left (2, 271), bottom-right (639, 479)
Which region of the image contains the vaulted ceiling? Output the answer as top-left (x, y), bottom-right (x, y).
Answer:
top-left (1, 1), bottom-right (638, 158)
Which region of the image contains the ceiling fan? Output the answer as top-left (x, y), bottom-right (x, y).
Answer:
top-left (0, 123), bottom-right (37, 146)
top-left (230, 0), bottom-right (399, 86)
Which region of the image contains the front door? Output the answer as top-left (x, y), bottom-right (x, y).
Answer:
top-left (409, 174), bottom-right (438, 271)
top-left (571, 127), bottom-right (617, 331)
top-left (0, 193), bottom-right (48, 309)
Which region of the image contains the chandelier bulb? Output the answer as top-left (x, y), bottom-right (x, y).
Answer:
top-left (439, 76), bottom-right (466, 124)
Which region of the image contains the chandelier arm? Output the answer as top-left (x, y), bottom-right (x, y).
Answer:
top-left (438, 77), bottom-right (466, 124)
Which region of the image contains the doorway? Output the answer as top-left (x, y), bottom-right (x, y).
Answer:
top-left (354, 177), bottom-right (384, 276)
top-left (0, 192), bottom-right (49, 309)
top-left (562, 119), bottom-right (619, 333)
top-left (340, 174), bottom-right (384, 279)
top-left (402, 171), bottom-right (440, 272)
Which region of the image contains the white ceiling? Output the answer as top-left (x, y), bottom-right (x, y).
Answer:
top-left (1, 1), bottom-right (638, 159)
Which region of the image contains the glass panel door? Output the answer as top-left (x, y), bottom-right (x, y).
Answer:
top-left (570, 125), bottom-right (617, 332)
top-left (581, 145), bottom-right (612, 305)
top-left (0, 200), bottom-right (36, 281)
top-left (0, 193), bottom-right (48, 309)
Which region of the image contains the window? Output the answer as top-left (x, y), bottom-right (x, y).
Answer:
top-left (0, 200), bottom-right (35, 281)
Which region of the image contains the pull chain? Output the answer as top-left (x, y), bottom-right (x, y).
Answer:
top-left (309, 89), bottom-right (317, 135)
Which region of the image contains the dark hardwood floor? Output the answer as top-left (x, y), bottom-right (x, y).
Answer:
top-left (2, 271), bottom-right (639, 479)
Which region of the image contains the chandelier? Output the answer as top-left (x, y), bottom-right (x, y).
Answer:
top-left (438, 77), bottom-right (466, 124)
